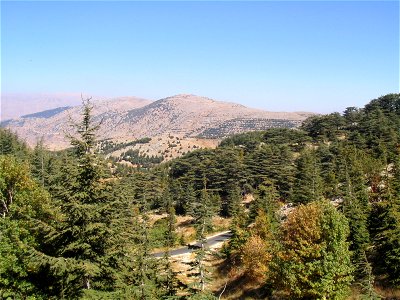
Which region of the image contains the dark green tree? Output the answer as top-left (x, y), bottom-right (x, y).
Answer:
top-left (159, 189), bottom-right (181, 298)
top-left (49, 98), bottom-right (136, 297)
top-left (292, 149), bottom-right (323, 204)
top-left (0, 128), bottom-right (29, 158)
top-left (249, 180), bottom-right (279, 222)
top-left (225, 185), bottom-right (242, 218)
top-left (130, 200), bottom-right (161, 299)
top-left (375, 157), bottom-right (400, 287)
top-left (188, 183), bottom-right (217, 295)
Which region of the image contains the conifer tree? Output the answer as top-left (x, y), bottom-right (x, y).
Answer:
top-left (130, 198), bottom-right (160, 299)
top-left (0, 128), bottom-right (29, 158)
top-left (30, 139), bottom-right (56, 189)
top-left (193, 189), bottom-right (212, 292)
top-left (49, 98), bottom-right (136, 297)
top-left (376, 167), bottom-right (400, 287)
top-left (226, 194), bottom-right (248, 264)
top-left (336, 147), bottom-right (371, 277)
top-left (292, 149), bottom-right (324, 204)
top-left (249, 180), bottom-right (279, 222)
top-left (159, 188), bottom-right (180, 297)
top-left (226, 185), bottom-right (242, 218)
top-left (188, 182), bottom-right (217, 295)
top-left (357, 251), bottom-right (381, 300)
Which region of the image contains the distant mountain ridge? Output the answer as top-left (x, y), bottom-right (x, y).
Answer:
top-left (2, 94), bottom-right (315, 150)
top-left (1, 93), bottom-right (87, 120)
top-left (21, 107), bottom-right (71, 119)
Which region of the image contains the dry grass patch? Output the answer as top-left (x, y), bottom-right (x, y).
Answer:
top-left (212, 216), bottom-right (231, 232)
top-left (209, 257), bottom-right (271, 300)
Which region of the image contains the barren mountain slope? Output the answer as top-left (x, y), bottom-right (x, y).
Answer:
top-left (3, 96), bottom-right (152, 149)
top-left (3, 94), bottom-right (314, 150)
top-left (107, 94), bottom-right (313, 138)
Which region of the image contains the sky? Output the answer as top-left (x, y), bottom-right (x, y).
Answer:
top-left (1, 1), bottom-right (399, 113)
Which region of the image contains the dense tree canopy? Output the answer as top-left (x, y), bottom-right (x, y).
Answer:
top-left (1, 93), bottom-right (399, 298)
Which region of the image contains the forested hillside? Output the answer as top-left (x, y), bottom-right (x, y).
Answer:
top-left (1, 93), bottom-right (399, 299)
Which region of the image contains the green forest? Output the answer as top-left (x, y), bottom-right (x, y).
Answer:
top-left (1, 93), bottom-right (399, 299)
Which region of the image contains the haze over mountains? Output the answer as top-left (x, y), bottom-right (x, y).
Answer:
top-left (1, 93), bottom-right (86, 120)
top-left (2, 94), bottom-right (314, 150)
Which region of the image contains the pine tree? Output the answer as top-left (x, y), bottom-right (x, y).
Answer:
top-left (130, 199), bottom-right (160, 299)
top-left (292, 149), bottom-right (324, 204)
top-left (0, 128), bottom-right (29, 158)
top-left (357, 251), bottom-right (381, 300)
top-left (159, 188), bottom-right (180, 297)
top-left (249, 180), bottom-right (279, 222)
top-left (376, 192), bottom-right (400, 287)
top-left (336, 147), bottom-right (371, 277)
top-left (226, 196), bottom-right (248, 265)
top-left (225, 185), bottom-right (242, 218)
top-left (30, 139), bottom-right (55, 189)
top-left (188, 182), bottom-right (217, 295)
top-left (48, 98), bottom-right (135, 297)
top-left (193, 189), bottom-right (212, 293)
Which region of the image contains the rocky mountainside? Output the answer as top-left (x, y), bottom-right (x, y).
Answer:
top-left (2, 94), bottom-right (314, 150)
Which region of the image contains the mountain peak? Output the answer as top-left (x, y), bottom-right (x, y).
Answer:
top-left (2, 93), bottom-right (315, 150)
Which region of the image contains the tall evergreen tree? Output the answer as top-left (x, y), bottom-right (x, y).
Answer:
top-left (0, 128), bottom-right (29, 158)
top-left (130, 198), bottom-right (160, 299)
top-left (159, 189), bottom-right (181, 298)
top-left (375, 157), bottom-right (400, 287)
top-left (49, 98), bottom-right (135, 297)
top-left (336, 146), bottom-right (371, 274)
top-left (249, 180), bottom-right (279, 222)
top-left (225, 185), bottom-right (242, 218)
top-left (292, 149), bottom-right (323, 204)
top-left (188, 182), bottom-right (217, 295)
top-left (226, 192), bottom-right (249, 265)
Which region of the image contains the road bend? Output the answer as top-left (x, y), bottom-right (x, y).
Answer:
top-left (153, 231), bottom-right (232, 258)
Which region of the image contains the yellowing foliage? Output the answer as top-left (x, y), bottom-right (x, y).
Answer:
top-left (241, 235), bottom-right (271, 283)
top-left (279, 201), bottom-right (353, 299)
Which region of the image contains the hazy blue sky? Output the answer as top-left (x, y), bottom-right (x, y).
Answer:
top-left (2, 1), bottom-right (399, 113)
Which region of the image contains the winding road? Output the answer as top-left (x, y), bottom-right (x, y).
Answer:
top-left (153, 231), bottom-right (232, 257)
